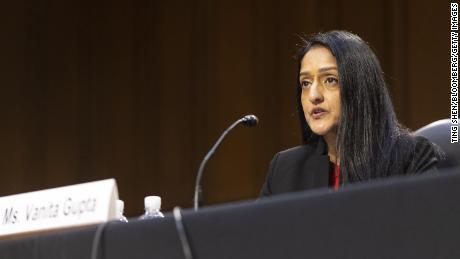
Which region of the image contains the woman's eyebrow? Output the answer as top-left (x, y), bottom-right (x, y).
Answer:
top-left (299, 66), bottom-right (337, 77)
top-left (299, 71), bottom-right (311, 77)
top-left (318, 66), bottom-right (338, 73)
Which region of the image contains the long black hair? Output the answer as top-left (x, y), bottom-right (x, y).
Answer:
top-left (296, 30), bottom-right (412, 181)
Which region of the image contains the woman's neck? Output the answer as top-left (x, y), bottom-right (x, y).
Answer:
top-left (324, 132), bottom-right (340, 165)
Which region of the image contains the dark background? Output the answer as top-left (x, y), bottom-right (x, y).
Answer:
top-left (0, 0), bottom-right (451, 216)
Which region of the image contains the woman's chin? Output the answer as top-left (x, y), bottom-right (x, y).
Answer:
top-left (306, 116), bottom-right (339, 136)
top-left (310, 125), bottom-right (333, 136)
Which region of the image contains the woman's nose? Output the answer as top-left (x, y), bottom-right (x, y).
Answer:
top-left (308, 83), bottom-right (324, 104)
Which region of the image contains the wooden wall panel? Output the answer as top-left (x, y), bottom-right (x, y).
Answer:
top-left (406, 0), bottom-right (450, 128)
top-left (0, 0), bottom-right (452, 216)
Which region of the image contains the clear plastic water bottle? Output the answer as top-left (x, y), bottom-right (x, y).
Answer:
top-left (139, 196), bottom-right (164, 220)
top-left (116, 199), bottom-right (129, 223)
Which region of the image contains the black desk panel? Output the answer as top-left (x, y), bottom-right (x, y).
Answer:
top-left (1, 168), bottom-right (459, 259)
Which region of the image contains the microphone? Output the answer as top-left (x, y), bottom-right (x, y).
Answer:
top-left (241, 114), bottom-right (258, 127)
top-left (193, 114), bottom-right (259, 211)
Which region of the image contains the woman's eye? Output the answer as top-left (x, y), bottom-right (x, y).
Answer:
top-left (300, 81), bottom-right (311, 88)
top-left (325, 77), bottom-right (338, 85)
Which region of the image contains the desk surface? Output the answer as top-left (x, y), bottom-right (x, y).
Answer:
top-left (1, 169), bottom-right (459, 259)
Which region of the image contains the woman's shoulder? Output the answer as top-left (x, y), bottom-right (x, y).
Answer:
top-left (395, 134), bottom-right (442, 175)
top-left (260, 140), bottom-right (328, 197)
top-left (397, 134), bottom-right (441, 157)
top-left (267, 140), bottom-right (326, 177)
top-left (275, 139), bottom-right (326, 161)
top-left (277, 145), bottom-right (311, 157)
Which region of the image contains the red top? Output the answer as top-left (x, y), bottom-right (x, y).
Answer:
top-left (329, 164), bottom-right (340, 191)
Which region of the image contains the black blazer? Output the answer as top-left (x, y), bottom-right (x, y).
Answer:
top-left (260, 136), bottom-right (439, 197)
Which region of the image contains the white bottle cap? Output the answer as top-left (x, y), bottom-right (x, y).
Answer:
top-left (116, 199), bottom-right (125, 217)
top-left (144, 196), bottom-right (161, 210)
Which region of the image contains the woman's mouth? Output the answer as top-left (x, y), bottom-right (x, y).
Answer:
top-left (311, 108), bottom-right (327, 119)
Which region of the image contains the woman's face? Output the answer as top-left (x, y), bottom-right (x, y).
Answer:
top-left (299, 46), bottom-right (341, 137)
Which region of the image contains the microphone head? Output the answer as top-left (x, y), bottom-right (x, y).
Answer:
top-left (242, 114), bottom-right (258, 127)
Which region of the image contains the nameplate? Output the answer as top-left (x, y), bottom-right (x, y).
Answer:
top-left (0, 179), bottom-right (119, 237)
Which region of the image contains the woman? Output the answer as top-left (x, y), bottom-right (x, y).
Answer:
top-left (260, 30), bottom-right (442, 197)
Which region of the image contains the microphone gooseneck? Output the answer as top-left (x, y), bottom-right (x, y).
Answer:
top-left (193, 115), bottom-right (258, 211)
